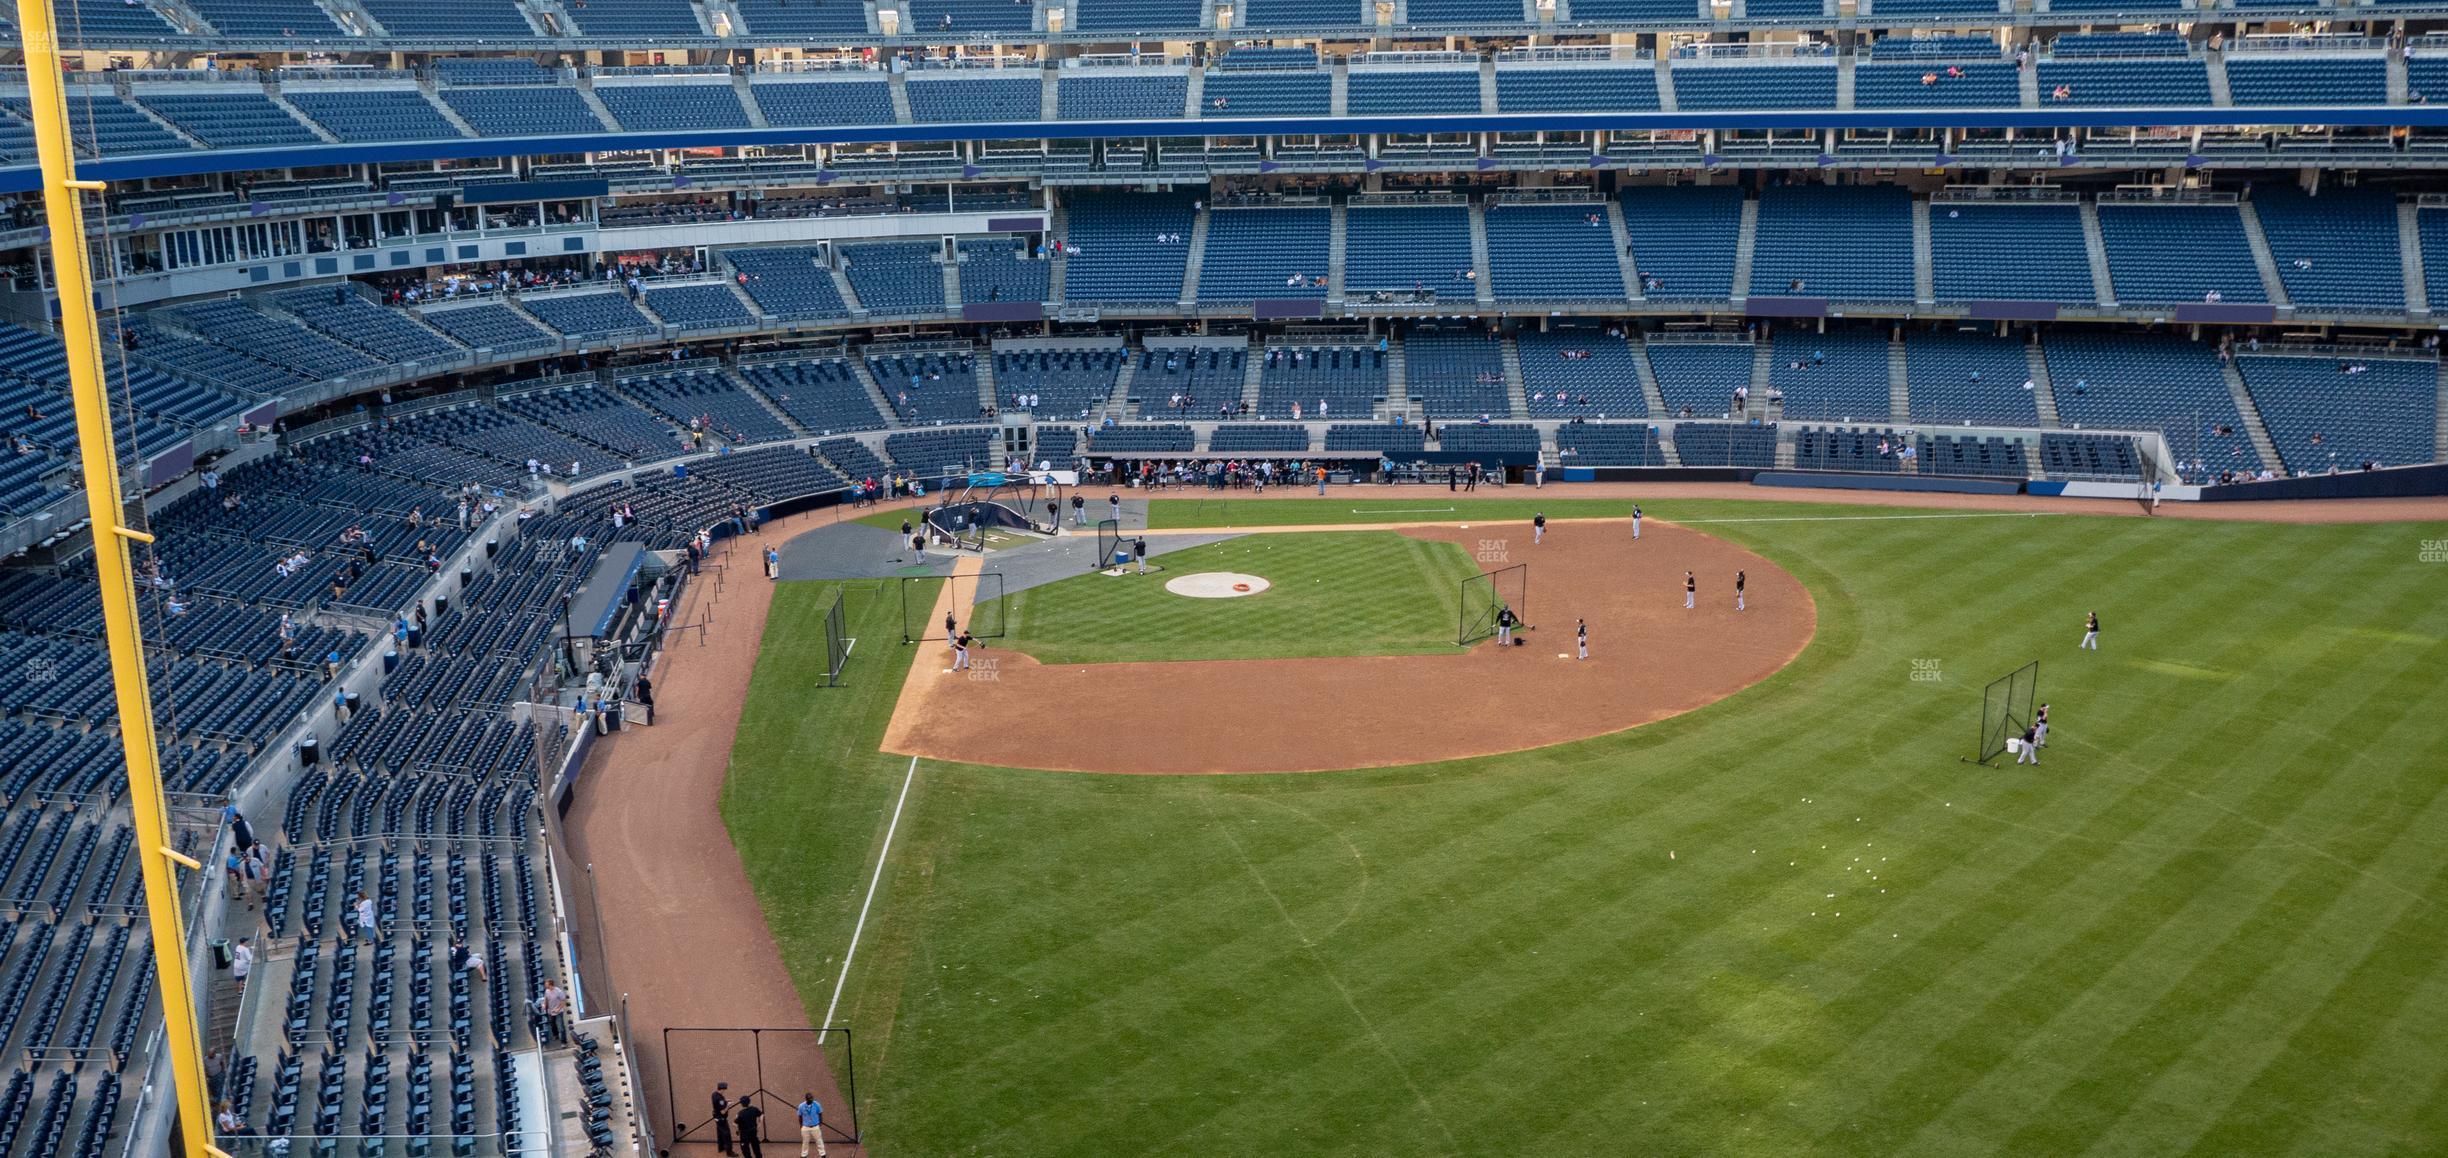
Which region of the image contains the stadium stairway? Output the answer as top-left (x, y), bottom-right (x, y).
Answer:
top-left (1048, 200), bottom-right (1069, 302)
top-left (728, 367), bottom-right (810, 436)
top-left (1835, 53), bottom-right (1855, 109)
top-left (2080, 201), bottom-right (2117, 306)
top-left (2390, 50), bottom-right (2410, 104)
top-left (1654, 53), bottom-right (1679, 112)
top-left (2236, 200), bottom-right (2293, 309)
top-left (571, 78), bottom-right (621, 134)
top-left (1773, 426), bottom-right (1798, 468)
top-left (2218, 357), bottom-right (2286, 472)
top-left (1631, 334), bottom-right (1672, 420)
top-left (1328, 202), bottom-right (1348, 303)
top-left (2207, 52), bottom-right (2235, 107)
top-left (941, 258), bottom-right (962, 309)
top-left (1180, 208), bottom-right (1209, 305)
top-left (1467, 204), bottom-right (1495, 306)
top-left (1888, 336), bottom-right (1911, 422)
top-left (2019, 61), bottom-right (2039, 106)
top-left (1732, 196), bottom-right (1759, 300)
top-left (1749, 340), bottom-right (1775, 420)
top-left (1106, 348), bottom-right (1139, 421)
top-left (1039, 69), bottom-right (1059, 119)
top-left (1329, 63), bottom-right (1348, 116)
top-left (830, 262), bottom-right (867, 315)
top-left (847, 356), bottom-right (897, 423)
top-left (1605, 202), bottom-right (1641, 302)
top-left (2025, 341), bottom-right (2063, 427)
top-left (2401, 199), bottom-right (2430, 315)
top-left (1910, 199), bottom-right (1936, 306)
top-left (1385, 335), bottom-right (1411, 421)
top-left (733, 73), bottom-right (770, 128)
top-left (1239, 340), bottom-right (1264, 412)
top-left (527, 0), bottom-right (577, 34)
top-left (419, 75), bottom-right (481, 137)
top-left (1478, 56), bottom-right (1498, 111)
top-left (266, 90), bottom-right (343, 143)
top-left (888, 73), bottom-right (913, 123)
top-left (975, 350), bottom-right (999, 415)
top-left (1499, 335), bottom-right (1529, 417)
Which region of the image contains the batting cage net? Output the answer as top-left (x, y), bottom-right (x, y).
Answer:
top-left (900, 571), bottom-right (1008, 643)
top-left (821, 590), bottom-right (852, 687)
top-left (1095, 518), bottom-right (1123, 569)
top-left (1458, 562), bottom-right (1529, 646)
top-left (1977, 660), bottom-right (2040, 763)
top-left (663, 1027), bottom-right (861, 1150)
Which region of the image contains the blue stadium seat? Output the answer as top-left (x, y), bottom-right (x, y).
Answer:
top-left (1343, 205), bottom-right (1476, 300)
top-left (1749, 185), bottom-right (1914, 302)
top-left (1670, 61), bottom-right (1838, 111)
top-left (2095, 202), bottom-right (2265, 306)
top-left (1198, 69), bottom-right (1331, 116)
top-left (1619, 185), bottom-right (1741, 301)
top-left (1495, 64), bottom-right (1661, 112)
top-left (1902, 331), bottom-right (2039, 426)
top-left (841, 242), bottom-right (948, 314)
top-left (1063, 192), bottom-right (1196, 304)
top-left (285, 89), bottom-right (466, 142)
top-left (596, 83), bottom-right (752, 131)
top-left (1056, 73), bottom-right (1188, 119)
top-left (905, 75), bottom-right (1043, 123)
top-left (2251, 188), bottom-right (2403, 313)
top-left (441, 86), bottom-right (608, 137)
top-left (750, 80), bottom-right (897, 126)
top-left (1347, 68), bottom-right (1482, 114)
top-left (725, 247), bottom-right (853, 320)
top-left (1484, 203), bottom-right (1623, 301)
top-left (1929, 201), bottom-right (2096, 304)
top-left (2237, 355), bottom-right (2438, 473)
top-left (1199, 206), bottom-right (1330, 303)
top-left (1520, 331), bottom-right (1647, 418)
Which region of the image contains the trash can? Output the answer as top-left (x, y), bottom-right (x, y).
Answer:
top-left (381, 648), bottom-right (399, 675)
top-left (342, 691), bottom-right (361, 716)
top-left (405, 626), bottom-right (423, 649)
top-left (484, 537), bottom-right (498, 559)
top-left (298, 736), bottom-right (319, 767)
top-left (211, 939), bottom-right (231, 970)
top-left (432, 594), bottom-right (449, 619)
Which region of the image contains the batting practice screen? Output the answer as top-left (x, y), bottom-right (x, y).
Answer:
top-left (1458, 562), bottom-right (1528, 646)
top-left (821, 590), bottom-right (851, 687)
top-left (1977, 660), bottom-right (2040, 763)
top-left (900, 571), bottom-right (1008, 643)
top-left (1096, 518), bottom-right (1123, 570)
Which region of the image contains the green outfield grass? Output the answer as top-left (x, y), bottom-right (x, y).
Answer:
top-left (726, 501), bottom-right (2448, 1157)
top-left (999, 530), bottom-right (1479, 664)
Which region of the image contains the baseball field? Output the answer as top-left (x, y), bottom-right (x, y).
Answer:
top-left (715, 496), bottom-right (2448, 1155)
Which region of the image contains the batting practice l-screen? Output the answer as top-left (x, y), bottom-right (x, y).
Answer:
top-left (900, 571), bottom-right (1008, 643)
top-left (1095, 518), bottom-right (1123, 570)
top-left (1976, 660), bottom-right (2040, 763)
top-left (1458, 562), bottom-right (1528, 646)
top-left (821, 590), bottom-right (851, 687)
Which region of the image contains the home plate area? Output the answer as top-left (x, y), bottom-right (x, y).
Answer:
top-left (1164, 572), bottom-right (1271, 598)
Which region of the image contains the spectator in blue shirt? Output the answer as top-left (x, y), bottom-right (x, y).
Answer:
top-left (795, 1094), bottom-right (825, 1156)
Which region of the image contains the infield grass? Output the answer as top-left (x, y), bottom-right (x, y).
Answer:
top-left (1000, 530), bottom-right (1480, 664)
top-left (726, 500), bottom-right (2448, 1157)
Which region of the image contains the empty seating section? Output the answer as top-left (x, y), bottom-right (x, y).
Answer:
top-left (619, 369), bottom-right (796, 444)
top-left (1930, 202), bottom-right (2095, 304)
top-left (168, 299), bottom-right (384, 379)
top-left (958, 239), bottom-right (1049, 304)
top-left (1519, 331), bottom-right (1646, 418)
top-left (2224, 57), bottom-right (2387, 105)
top-left (905, 77), bottom-right (1044, 123)
top-left (869, 350), bottom-right (986, 424)
top-left (1259, 346), bottom-right (1385, 420)
top-left (518, 292), bottom-right (656, 338)
top-left (2, 93), bottom-right (191, 155)
top-left (53, 0), bottom-right (180, 37)
top-left (1769, 329), bottom-right (1891, 422)
top-left (1347, 70), bottom-right (1483, 114)
top-left (726, 247), bottom-right (852, 320)
top-left (2040, 432), bottom-right (2142, 479)
top-left (502, 385), bottom-right (685, 460)
top-left (1494, 66), bottom-right (1661, 112)
top-left (1237, 0), bottom-right (1361, 25)
top-left (1136, 346), bottom-right (1244, 413)
top-left (136, 92), bottom-right (322, 148)
top-left (1199, 70), bottom-right (1332, 116)
top-left (1792, 426), bottom-right (1907, 472)
top-left (434, 58), bottom-right (558, 84)
top-left (1063, 193), bottom-right (1196, 304)
top-left (440, 87), bottom-right (607, 137)
top-left (2251, 189), bottom-right (2402, 313)
top-left (1343, 205), bottom-right (1475, 298)
top-left (908, 0), bottom-right (1034, 32)
top-left (1744, 0), bottom-right (1825, 14)
top-left (1618, 186), bottom-right (1741, 300)
top-left (819, 437), bottom-right (891, 482)
top-left (842, 242), bottom-right (947, 314)
top-left (1853, 61), bottom-right (2019, 108)
top-left (1915, 433), bottom-right (2029, 477)
top-left (2043, 333), bottom-right (2246, 457)
top-left (1562, 0), bottom-right (1702, 18)
top-left (750, 80), bottom-right (897, 126)
top-left (419, 303), bottom-right (558, 354)
top-left (2237, 356), bottom-right (2438, 473)
top-left (1057, 74), bottom-right (1189, 119)
top-left (737, 358), bottom-right (886, 434)
top-left (1439, 423), bottom-right (1540, 453)
top-left (1484, 204), bottom-right (1624, 300)
top-left (1670, 63), bottom-right (1838, 111)
top-left (1556, 422), bottom-right (1666, 465)
top-left (285, 90), bottom-right (465, 142)
top-left (1902, 332), bottom-right (2038, 425)
top-left (2095, 204), bottom-right (2265, 306)
top-left (884, 428), bottom-right (995, 475)
top-left (2412, 56), bottom-right (2448, 103)
top-left (1750, 186), bottom-right (1913, 302)
top-left (358, 0), bottom-right (535, 36)
top-left (560, 0), bottom-right (703, 35)
top-left (733, 0), bottom-right (870, 33)
top-left (1324, 423), bottom-right (1427, 453)
top-left (1405, 331), bottom-right (1511, 419)
top-left (2034, 57), bottom-right (2211, 107)
top-left (185, 0), bottom-right (343, 36)
top-left (596, 84), bottom-right (752, 131)
top-left (277, 288), bottom-right (464, 364)
top-left (1208, 424), bottom-right (1310, 452)
top-left (1646, 342), bottom-right (1753, 417)
top-left (994, 348), bottom-right (1123, 416)
top-left (1088, 424), bottom-right (1194, 452)
top-left (2048, 32), bottom-right (2191, 59)
top-left (1671, 422), bottom-right (1779, 466)
top-left (1199, 207), bottom-right (1330, 302)
top-left (1405, 0), bottom-right (1526, 21)
top-left (1072, 0), bottom-right (1202, 30)
top-left (643, 283), bottom-right (757, 330)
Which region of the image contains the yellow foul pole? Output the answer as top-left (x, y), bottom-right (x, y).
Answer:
top-left (11, 10), bottom-right (222, 1158)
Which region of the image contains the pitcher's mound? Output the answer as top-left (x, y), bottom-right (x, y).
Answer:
top-left (1166, 572), bottom-right (1271, 598)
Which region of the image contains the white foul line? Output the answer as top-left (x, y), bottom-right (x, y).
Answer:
top-left (1673, 511), bottom-right (2065, 525)
top-left (1349, 507), bottom-right (1458, 514)
top-left (822, 754), bottom-right (918, 1030)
